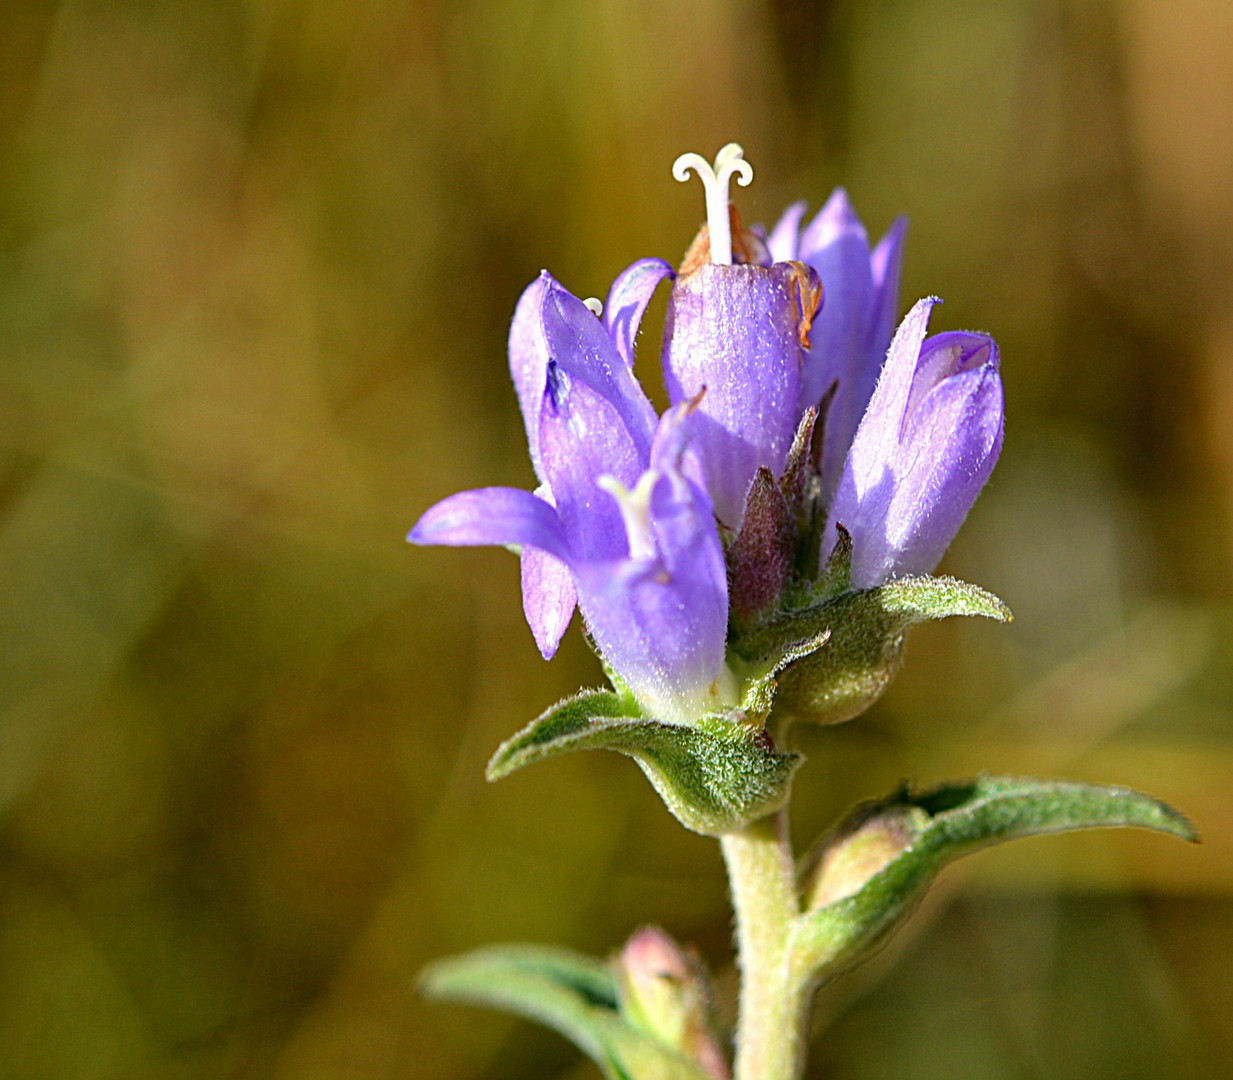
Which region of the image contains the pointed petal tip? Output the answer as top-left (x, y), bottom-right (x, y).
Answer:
top-left (767, 200), bottom-right (808, 262)
top-left (798, 188), bottom-right (870, 264)
top-left (774, 199), bottom-right (809, 228)
top-left (892, 295), bottom-right (942, 336)
top-left (534, 634), bottom-right (561, 660)
top-left (818, 186), bottom-right (863, 230)
top-left (604, 258), bottom-right (676, 370)
top-left (982, 334), bottom-right (1001, 371)
top-left (406, 508), bottom-right (444, 546)
top-left (872, 215), bottom-right (909, 264)
top-left (882, 213), bottom-right (909, 237)
top-left (529, 617), bottom-right (566, 659)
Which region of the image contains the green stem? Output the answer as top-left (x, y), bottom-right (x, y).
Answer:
top-left (720, 811), bottom-right (810, 1080)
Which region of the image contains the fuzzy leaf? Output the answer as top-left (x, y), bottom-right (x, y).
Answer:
top-left (792, 775), bottom-right (1198, 979)
top-left (737, 575), bottom-right (1011, 725)
top-left (488, 691), bottom-right (801, 835)
top-left (421, 945), bottom-right (716, 1080)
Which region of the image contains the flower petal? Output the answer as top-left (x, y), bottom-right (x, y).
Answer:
top-left (521, 546), bottom-right (577, 659)
top-left (604, 257), bottom-right (674, 371)
top-left (797, 187), bottom-right (868, 267)
top-left (508, 273), bottom-right (553, 481)
top-left (662, 261), bottom-right (816, 526)
top-left (854, 360), bottom-right (1003, 587)
top-left (903, 331), bottom-right (995, 418)
top-left (868, 216), bottom-right (908, 365)
top-left (408, 486), bottom-right (570, 564)
top-left (766, 199), bottom-right (807, 263)
top-left (838, 296), bottom-right (939, 487)
top-left (542, 280), bottom-right (658, 462)
top-left (797, 189), bottom-right (878, 493)
top-left (518, 482), bottom-right (577, 659)
top-left (536, 360), bottom-right (645, 562)
top-left (827, 315), bottom-right (1004, 589)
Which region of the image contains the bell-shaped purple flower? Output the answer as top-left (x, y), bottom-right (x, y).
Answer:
top-left (824, 297), bottom-right (1004, 590)
top-left (409, 267), bottom-right (734, 726)
top-left (767, 188), bottom-right (907, 503)
top-left (509, 258), bottom-right (671, 656)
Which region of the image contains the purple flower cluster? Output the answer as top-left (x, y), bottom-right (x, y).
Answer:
top-left (410, 146), bottom-right (1003, 724)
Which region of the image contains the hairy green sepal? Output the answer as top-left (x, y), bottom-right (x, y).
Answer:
top-left (487, 689), bottom-right (801, 835)
top-left (421, 945), bottom-right (716, 1080)
top-left (792, 775), bottom-right (1198, 980)
top-left (736, 574), bottom-right (1012, 725)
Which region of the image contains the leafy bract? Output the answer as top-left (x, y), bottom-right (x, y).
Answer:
top-left (487, 689), bottom-right (801, 835)
top-left (737, 574), bottom-right (1011, 725)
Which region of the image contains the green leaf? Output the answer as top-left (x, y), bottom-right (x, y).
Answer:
top-left (488, 691), bottom-right (801, 835)
top-left (420, 945), bottom-right (717, 1080)
top-left (791, 775), bottom-right (1198, 980)
top-left (736, 575), bottom-right (1012, 725)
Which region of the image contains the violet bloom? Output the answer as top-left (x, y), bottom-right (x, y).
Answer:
top-left (767, 189), bottom-right (907, 504)
top-left (409, 266), bottom-right (736, 726)
top-left (824, 297), bottom-right (1004, 590)
top-left (662, 146), bottom-right (821, 528)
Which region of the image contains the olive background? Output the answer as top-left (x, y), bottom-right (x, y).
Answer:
top-left (1, 1), bottom-right (1231, 1077)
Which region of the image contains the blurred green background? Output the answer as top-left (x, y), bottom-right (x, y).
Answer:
top-left (1, 0), bottom-right (1231, 1077)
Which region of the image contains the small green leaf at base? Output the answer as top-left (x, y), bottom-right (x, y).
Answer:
top-left (488, 690), bottom-right (801, 836)
top-left (792, 775), bottom-right (1197, 981)
top-left (421, 945), bottom-right (717, 1080)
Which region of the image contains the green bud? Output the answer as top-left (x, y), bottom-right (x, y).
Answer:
top-left (803, 805), bottom-right (926, 910)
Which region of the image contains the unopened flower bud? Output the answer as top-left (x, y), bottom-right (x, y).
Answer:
top-left (804, 805), bottom-right (926, 909)
top-left (617, 926), bottom-right (730, 1079)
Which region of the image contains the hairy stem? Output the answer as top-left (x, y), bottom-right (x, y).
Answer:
top-left (721, 811), bottom-right (810, 1080)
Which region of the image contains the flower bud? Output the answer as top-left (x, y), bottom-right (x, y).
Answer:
top-left (617, 926), bottom-right (730, 1079)
top-left (804, 804), bottom-right (926, 910)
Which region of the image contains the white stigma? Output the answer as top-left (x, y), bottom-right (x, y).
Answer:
top-left (598, 471), bottom-right (660, 562)
top-left (583, 297), bottom-right (604, 317)
top-left (672, 142), bottom-right (753, 266)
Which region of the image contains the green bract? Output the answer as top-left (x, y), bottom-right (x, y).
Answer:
top-left (487, 688), bottom-right (801, 836)
top-left (423, 777), bottom-right (1195, 1080)
top-left (737, 572), bottom-right (1012, 727)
